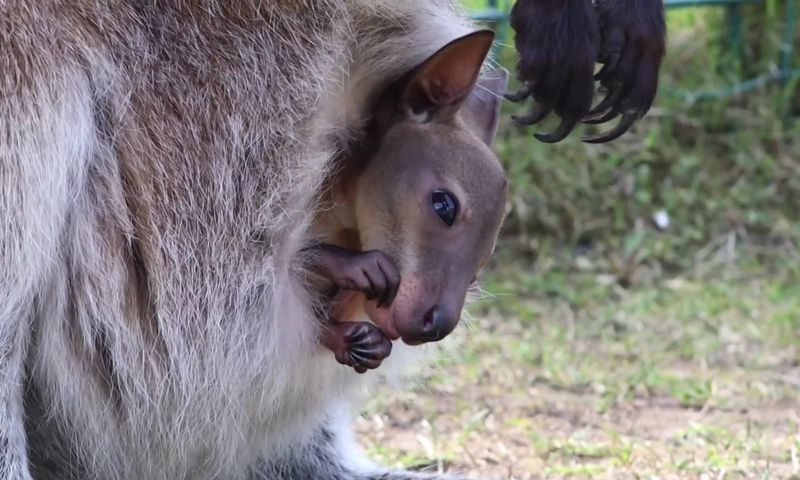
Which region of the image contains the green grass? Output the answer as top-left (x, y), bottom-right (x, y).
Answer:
top-left (356, 264), bottom-right (800, 479)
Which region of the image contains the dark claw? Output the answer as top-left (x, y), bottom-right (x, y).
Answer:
top-left (378, 282), bottom-right (392, 308)
top-left (504, 84), bottom-right (532, 102)
top-left (354, 366), bottom-right (367, 374)
top-left (347, 328), bottom-right (368, 343)
top-left (376, 258), bottom-right (400, 308)
top-left (584, 88), bottom-right (622, 120)
top-left (350, 347), bottom-right (374, 357)
top-left (350, 351), bottom-right (370, 365)
top-left (512, 104), bottom-right (553, 126)
top-left (377, 272), bottom-right (397, 308)
top-left (582, 108), bottom-right (618, 125)
top-left (595, 30), bottom-right (624, 80)
top-left (534, 116), bottom-right (580, 143)
top-left (388, 280), bottom-right (399, 305)
top-left (594, 56), bottom-right (620, 81)
top-left (350, 350), bottom-right (384, 371)
top-left (582, 111), bottom-right (639, 143)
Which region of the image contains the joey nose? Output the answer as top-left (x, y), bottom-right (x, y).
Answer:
top-left (402, 306), bottom-right (458, 344)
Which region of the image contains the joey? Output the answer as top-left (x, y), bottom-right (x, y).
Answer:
top-left (308, 31), bottom-right (510, 373)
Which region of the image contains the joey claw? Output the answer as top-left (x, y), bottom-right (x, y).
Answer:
top-left (349, 351), bottom-right (370, 366)
top-left (323, 321), bottom-right (393, 373)
top-left (346, 326), bottom-right (369, 343)
top-left (375, 257), bottom-right (400, 308)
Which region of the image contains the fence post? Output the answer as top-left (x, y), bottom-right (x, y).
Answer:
top-left (725, 3), bottom-right (744, 62)
top-left (782, 0), bottom-right (796, 82)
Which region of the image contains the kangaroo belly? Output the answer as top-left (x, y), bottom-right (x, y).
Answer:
top-left (23, 4), bottom-right (358, 479)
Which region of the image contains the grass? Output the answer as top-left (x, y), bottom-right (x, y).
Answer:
top-left (356, 264), bottom-right (800, 479)
top-left (355, 3), bottom-right (799, 479)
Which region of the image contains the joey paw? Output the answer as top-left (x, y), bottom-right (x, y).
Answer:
top-left (326, 322), bottom-right (393, 374)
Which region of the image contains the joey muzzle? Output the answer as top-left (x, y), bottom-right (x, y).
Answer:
top-left (397, 304), bottom-right (459, 345)
top-left (364, 275), bottom-right (467, 346)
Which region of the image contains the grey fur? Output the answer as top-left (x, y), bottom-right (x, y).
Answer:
top-left (0, 1), bottom-right (483, 479)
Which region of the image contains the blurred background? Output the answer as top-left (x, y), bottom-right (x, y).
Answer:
top-left (357, 2), bottom-right (800, 478)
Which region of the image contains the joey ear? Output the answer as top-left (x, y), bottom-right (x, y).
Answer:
top-left (462, 67), bottom-right (509, 146)
top-left (401, 30), bottom-right (495, 120)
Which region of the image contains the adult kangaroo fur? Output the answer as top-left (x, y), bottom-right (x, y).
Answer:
top-left (0, 1), bottom-right (501, 479)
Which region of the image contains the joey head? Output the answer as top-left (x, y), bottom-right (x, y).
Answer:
top-left (308, 31), bottom-right (509, 373)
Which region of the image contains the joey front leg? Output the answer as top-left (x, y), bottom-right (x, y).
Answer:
top-left (308, 244), bottom-right (400, 373)
top-left (311, 244), bottom-right (400, 307)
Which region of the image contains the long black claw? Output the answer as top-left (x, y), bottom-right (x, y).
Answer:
top-left (534, 117), bottom-right (579, 143)
top-left (512, 104), bottom-right (553, 126)
top-left (582, 111), bottom-right (639, 143)
top-left (585, 88), bottom-right (621, 119)
top-left (594, 52), bottom-right (621, 81)
top-left (582, 108), bottom-right (618, 125)
top-left (504, 84), bottom-right (532, 102)
top-left (594, 62), bottom-right (612, 81)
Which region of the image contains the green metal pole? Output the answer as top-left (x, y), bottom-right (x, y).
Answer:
top-left (781, 0), bottom-right (796, 123)
top-left (725, 4), bottom-right (744, 63)
top-left (782, 0), bottom-right (796, 79)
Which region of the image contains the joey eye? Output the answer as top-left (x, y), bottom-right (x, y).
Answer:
top-left (431, 189), bottom-right (458, 226)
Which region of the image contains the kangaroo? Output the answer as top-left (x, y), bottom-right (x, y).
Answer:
top-left (1, 2), bottom-right (505, 479)
top-left (306, 32), bottom-right (509, 374)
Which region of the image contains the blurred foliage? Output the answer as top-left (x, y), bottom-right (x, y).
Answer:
top-left (482, 2), bottom-right (800, 285)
